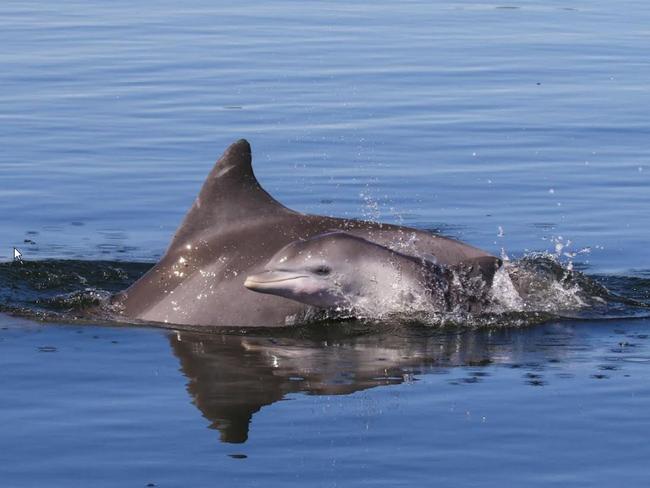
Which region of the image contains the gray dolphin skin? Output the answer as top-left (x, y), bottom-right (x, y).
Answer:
top-left (245, 232), bottom-right (501, 317)
top-left (116, 139), bottom-right (497, 327)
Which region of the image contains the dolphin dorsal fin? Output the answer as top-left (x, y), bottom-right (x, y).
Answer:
top-left (168, 139), bottom-right (291, 250)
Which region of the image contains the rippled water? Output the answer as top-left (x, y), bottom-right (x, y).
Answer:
top-left (3, 318), bottom-right (650, 486)
top-left (1, 1), bottom-right (649, 486)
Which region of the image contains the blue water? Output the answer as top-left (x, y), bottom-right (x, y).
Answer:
top-left (1, 1), bottom-right (649, 486)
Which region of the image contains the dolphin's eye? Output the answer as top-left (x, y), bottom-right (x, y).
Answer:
top-left (313, 266), bottom-right (331, 276)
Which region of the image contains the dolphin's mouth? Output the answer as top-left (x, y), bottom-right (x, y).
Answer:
top-left (244, 271), bottom-right (308, 290)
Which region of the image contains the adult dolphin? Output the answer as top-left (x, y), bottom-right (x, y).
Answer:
top-left (116, 139), bottom-right (497, 327)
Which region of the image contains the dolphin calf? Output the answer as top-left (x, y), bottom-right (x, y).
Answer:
top-left (245, 231), bottom-right (501, 318)
top-left (116, 139), bottom-right (497, 327)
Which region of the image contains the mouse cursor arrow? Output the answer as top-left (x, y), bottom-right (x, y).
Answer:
top-left (13, 247), bottom-right (23, 262)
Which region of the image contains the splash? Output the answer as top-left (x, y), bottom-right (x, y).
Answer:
top-left (311, 254), bottom-right (650, 327)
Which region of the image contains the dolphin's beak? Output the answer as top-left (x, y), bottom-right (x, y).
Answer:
top-left (244, 271), bottom-right (308, 291)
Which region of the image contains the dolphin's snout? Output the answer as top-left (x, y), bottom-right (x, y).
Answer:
top-left (244, 271), bottom-right (308, 291)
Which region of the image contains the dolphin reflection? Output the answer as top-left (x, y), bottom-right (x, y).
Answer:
top-left (168, 325), bottom-right (571, 443)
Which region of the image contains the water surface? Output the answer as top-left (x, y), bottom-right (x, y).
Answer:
top-left (1, 1), bottom-right (649, 486)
